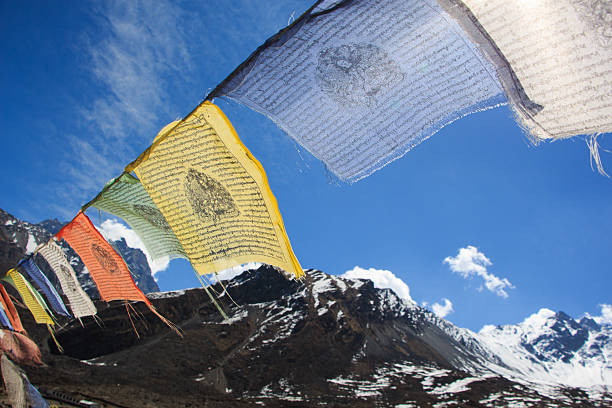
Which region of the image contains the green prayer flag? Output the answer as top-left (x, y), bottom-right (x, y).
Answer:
top-left (90, 173), bottom-right (187, 261)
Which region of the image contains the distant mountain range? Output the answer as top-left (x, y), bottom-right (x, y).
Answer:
top-left (0, 208), bottom-right (610, 407)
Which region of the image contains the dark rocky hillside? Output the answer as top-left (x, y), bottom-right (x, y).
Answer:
top-left (13, 266), bottom-right (611, 408)
top-left (0, 208), bottom-right (610, 407)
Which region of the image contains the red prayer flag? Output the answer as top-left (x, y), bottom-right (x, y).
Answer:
top-left (0, 329), bottom-right (43, 366)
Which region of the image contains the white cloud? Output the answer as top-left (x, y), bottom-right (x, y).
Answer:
top-left (97, 218), bottom-right (170, 278)
top-left (341, 266), bottom-right (413, 303)
top-left (61, 0), bottom-right (196, 206)
top-left (431, 298), bottom-right (454, 318)
top-left (521, 308), bottom-right (556, 331)
top-left (444, 245), bottom-right (514, 298)
top-left (86, 0), bottom-right (192, 144)
top-left (591, 304), bottom-right (612, 325)
top-left (211, 262), bottom-right (262, 283)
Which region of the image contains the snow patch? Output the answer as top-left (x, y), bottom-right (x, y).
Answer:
top-left (81, 358), bottom-right (107, 367)
top-left (147, 289), bottom-right (190, 299)
top-left (25, 233), bottom-right (37, 254)
top-left (430, 375), bottom-right (494, 395)
top-left (256, 379), bottom-right (303, 401)
top-left (328, 376), bottom-right (386, 397)
top-left (318, 300), bottom-right (336, 316)
top-left (311, 273), bottom-right (335, 309)
top-left (224, 309), bottom-right (248, 324)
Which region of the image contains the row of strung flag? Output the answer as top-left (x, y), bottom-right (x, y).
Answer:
top-left (0, 246), bottom-right (70, 405)
top-left (82, 102), bottom-right (302, 286)
top-left (208, 0), bottom-right (611, 180)
top-left (0, 240), bottom-right (96, 350)
top-left (0, 102), bottom-right (305, 342)
top-left (0, 1), bottom-right (610, 402)
top-left (0, 101), bottom-right (307, 406)
top-left (4, 0), bottom-right (610, 346)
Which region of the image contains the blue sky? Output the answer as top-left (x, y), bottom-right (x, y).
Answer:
top-left (1, 0), bottom-right (610, 331)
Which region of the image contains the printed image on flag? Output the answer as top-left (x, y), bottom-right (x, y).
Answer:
top-left (127, 102), bottom-right (303, 279)
top-left (211, 0), bottom-right (505, 182)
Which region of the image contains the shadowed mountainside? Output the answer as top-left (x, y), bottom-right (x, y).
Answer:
top-left (15, 266), bottom-right (611, 408)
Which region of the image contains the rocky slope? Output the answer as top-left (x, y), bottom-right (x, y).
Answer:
top-left (0, 208), bottom-right (158, 296)
top-left (1, 208), bottom-right (610, 406)
top-left (14, 266), bottom-right (611, 408)
top-left (476, 308), bottom-right (612, 388)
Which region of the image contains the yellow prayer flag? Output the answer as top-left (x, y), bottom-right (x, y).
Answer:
top-left (5, 269), bottom-right (54, 326)
top-left (126, 102), bottom-right (303, 278)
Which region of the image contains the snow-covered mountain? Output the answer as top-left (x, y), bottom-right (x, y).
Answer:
top-left (0, 208), bottom-right (159, 295)
top-left (421, 301), bottom-right (612, 394)
top-left (318, 270), bottom-right (612, 398)
top-left (477, 308), bottom-right (612, 389)
top-left (30, 266), bottom-right (611, 407)
top-left (2, 207), bottom-right (610, 406)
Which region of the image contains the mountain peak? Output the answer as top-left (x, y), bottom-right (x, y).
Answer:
top-left (27, 266), bottom-right (611, 407)
top-left (37, 218), bottom-right (65, 235)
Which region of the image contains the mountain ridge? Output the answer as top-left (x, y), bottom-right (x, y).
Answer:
top-left (0, 208), bottom-right (610, 406)
top-left (19, 266), bottom-right (610, 407)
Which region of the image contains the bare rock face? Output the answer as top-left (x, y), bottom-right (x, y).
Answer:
top-left (110, 238), bottom-right (159, 294)
top-left (15, 266), bottom-right (611, 408)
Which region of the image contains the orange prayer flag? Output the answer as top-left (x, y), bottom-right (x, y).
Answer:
top-left (56, 212), bottom-right (180, 336)
top-left (56, 211), bottom-right (149, 305)
top-left (0, 283), bottom-right (25, 333)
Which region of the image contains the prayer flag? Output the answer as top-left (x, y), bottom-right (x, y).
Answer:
top-left (0, 283), bottom-right (25, 333)
top-left (37, 241), bottom-right (97, 318)
top-left (209, 0), bottom-right (505, 182)
top-left (438, 0), bottom-right (612, 141)
top-left (0, 330), bottom-right (43, 366)
top-left (3, 270), bottom-right (54, 326)
top-left (1, 354), bottom-right (49, 408)
top-left (88, 173), bottom-right (187, 261)
top-left (56, 212), bottom-right (180, 334)
top-left (126, 102), bottom-right (303, 278)
top-left (55, 212), bottom-right (150, 304)
top-left (1, 354), bottom-right (27, 408)
top-left (0, 303), bottom-right (13, 330)
top-left (19, 257), bottom-right (70, 317)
